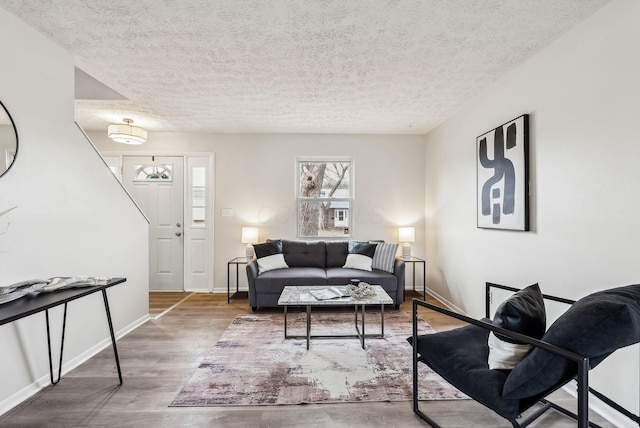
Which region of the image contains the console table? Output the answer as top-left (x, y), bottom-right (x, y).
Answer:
top-left (0, 278), bottom-right (126, 385)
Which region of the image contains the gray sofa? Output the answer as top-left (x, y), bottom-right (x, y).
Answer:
top-left (246, 239), bottom-right (405, 311)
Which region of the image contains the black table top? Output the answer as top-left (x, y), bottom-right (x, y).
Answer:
top-left (0, 278), bottom-right (127, 326)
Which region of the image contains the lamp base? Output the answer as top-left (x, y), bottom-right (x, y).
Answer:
top-left (245, 245), bottom-right (254, 259)
top-left (402, 243), bottom-right (411, 260)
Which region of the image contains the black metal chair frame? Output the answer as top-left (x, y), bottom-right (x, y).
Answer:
top-left (412, 283), bottom-right (640, 428)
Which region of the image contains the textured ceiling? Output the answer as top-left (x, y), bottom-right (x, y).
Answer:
top-left (0, 0), bottom-right (610, 134)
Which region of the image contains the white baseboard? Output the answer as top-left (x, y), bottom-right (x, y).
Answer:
top-left (184, 288), bottom-right (211, 293)
top-left (0, 313), bottom-right (150, 416)
top-left (561, 381), bottom-right (636, 428)
top-left (423, 287), bottom-right (468, 315)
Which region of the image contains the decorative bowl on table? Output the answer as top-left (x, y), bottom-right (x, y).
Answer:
top-left (346, 282), bottom-right (376, 299)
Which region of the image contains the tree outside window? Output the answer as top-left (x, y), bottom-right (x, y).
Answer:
top-left (297, 159), bottom-right (352, 238)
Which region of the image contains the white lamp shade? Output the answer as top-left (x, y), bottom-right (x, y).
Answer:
top-left (241, 227), bottom-right (259, 244)
top-left (108, 122), bottom-right (147, 145)
top-left (398, 227), bottom-right (415, 243)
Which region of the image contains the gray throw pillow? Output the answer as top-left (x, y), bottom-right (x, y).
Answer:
top-left (370, 242), bottom-right (398, 273)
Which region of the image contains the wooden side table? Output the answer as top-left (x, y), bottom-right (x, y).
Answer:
top-left (227, 257), bottom-right (249, 303)
top-left (400, 256), bottom-right (426, 297)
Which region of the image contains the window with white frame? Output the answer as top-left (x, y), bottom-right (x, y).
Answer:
top-left (296, 159), bottom-right (352, 238)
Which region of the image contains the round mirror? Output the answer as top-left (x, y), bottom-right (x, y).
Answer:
top-left (0, 100), bottom-right (18, 178)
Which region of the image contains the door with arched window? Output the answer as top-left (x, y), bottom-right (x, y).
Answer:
top-left (122, 156), bottom-right (184, 290)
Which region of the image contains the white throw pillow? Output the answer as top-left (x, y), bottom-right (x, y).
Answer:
top-left (487, 332), bottom-right (532, 370)
top-left (343, 253), bottom-right (373, 271)
top-left (257, 253), bottom-right (289, 274)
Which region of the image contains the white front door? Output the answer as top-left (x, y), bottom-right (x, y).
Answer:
top-left (123, 156), bottom-right (185, 290)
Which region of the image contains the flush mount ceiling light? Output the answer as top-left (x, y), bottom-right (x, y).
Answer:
top-left (108, 118), bottom-right (147, 145)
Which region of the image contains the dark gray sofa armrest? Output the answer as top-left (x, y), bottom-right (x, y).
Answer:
top-left (394, 257), bottom-right (405, 303)
top-left (246, 260), bottom-right (259, 308)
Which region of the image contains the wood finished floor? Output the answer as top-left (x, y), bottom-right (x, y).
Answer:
top-left (0, 291), bottom-right (613, 427)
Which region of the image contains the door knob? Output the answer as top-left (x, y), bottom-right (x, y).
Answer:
top-left (176, 222), bottom-right (182, 227)
top-left (175, 231), bottom-right (182, 237)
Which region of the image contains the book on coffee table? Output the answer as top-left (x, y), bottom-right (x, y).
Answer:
top-left (309, 286), bottom-right (348, 300)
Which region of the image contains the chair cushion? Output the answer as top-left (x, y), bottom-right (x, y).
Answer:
top-left (503, 284), bottom-right (640, 399)
top-left (410, 321), bottom-right (520, 420)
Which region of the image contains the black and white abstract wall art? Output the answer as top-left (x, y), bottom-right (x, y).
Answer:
top-left (476, 114), bottom-right (529, 231)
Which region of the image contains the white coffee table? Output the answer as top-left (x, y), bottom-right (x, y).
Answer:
top-left (277, 285), bottom-right (394, 350)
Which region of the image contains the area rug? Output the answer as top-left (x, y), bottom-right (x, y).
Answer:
top-left (171, 311), bottom-right (467, 406)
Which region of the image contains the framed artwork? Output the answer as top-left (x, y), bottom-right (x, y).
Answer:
top-left (476, 114), bottom-right (529, 231)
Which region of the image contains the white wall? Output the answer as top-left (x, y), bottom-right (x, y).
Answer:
top-left (0, 125), bottom-right (14, 157)
top-left (423, 0), bottom-right (640, 425)
top-left (0, 8), bottom-right (148, 412)
top-left (89, 132), bottom-right (426, 292)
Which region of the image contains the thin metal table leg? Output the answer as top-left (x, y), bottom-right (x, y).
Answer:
top-left (227, 262), bottom-right (231, 303)
top-left (381, 303), bottom-right (385, 337)
top-left (283, 305), bottom-right (288, 338)
top-left (354, 304), bottom-right (358, 329)
top-left (235, 263), bottom-right (240, 297)
top-left (306, 305), bottom-right (311, 350)
top-left (102, 289), bottom-right (123, 384)
top-left (413, 262), bottom-right (416, 292)
top-left (354, 304), bottom-right (360, 344)
top-left (361, 304), bottom-right (366, 349)
top-left (45, 303), bottom-right (67, 385)
top-left (422, 261), bottom-right (426, 298)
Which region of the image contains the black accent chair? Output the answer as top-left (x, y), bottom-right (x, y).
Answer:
top-left (411, 283), bottom-right (640, 428)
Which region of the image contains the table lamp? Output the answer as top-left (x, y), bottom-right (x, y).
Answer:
top-left (241, 227), bottom-right (259, 259)
top-left (398, 227), bottom-right (415, 260)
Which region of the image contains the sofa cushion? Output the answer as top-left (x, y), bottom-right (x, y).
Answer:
top-left (282, 240), bottom-right (326, 268)
top-left (371, 242), bottom-right (398, 273)
top-left (326, 241), bottom-right (349, 268)
top-left (254, 267), bottom-right (327, 293)
top-left (254, 240), bottom-right (289, 274)
top-left (503, 284), bottom-right (640, 399)
top-left (488, 284), bottom-right (546, 370)
top-left (326, 267), bottom-right (397, 288)
top-left (343, 242), bottom-right (377, 271)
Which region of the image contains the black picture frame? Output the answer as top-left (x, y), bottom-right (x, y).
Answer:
top-left (476, 114), bottom-right (529, 231)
